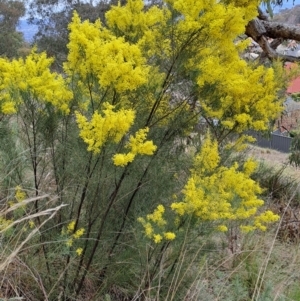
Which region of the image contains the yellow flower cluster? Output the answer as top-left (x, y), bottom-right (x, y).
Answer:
top-left (163, 0), bottom-right (256, 52)
top-left (8, 185), bottom-right (27, 211)
top-left (106, 0), bottom-right (172, 63)
top-left (193, 133), bottom-right (220, 172)
top-left (160, 0), bottom-right (284, 133)
top-left (15, 185), bottom-right (26, 202)
top-left (127, 128), bottom-right (157, 155)
top-left (73, 228), bottom-right (85, 239)
top-left (0, 49), bottom-right (72, 114)
top-left (64, 221), bottom-right (85, 248)
top-left (28, 220), bottom-right (35, 229)
top-left (113, 127), bottom-right (157, 167)
top-left (171, 135), bottom-right (279, 232)
top-left (65, 12), bottom-right (149, 93)
top-left (1, 101), bottom-right (16, 114)
top-left (147, 204), bottom-right (166, 227)
top-left (106, 0), bottom-right (165, 42)
top-left (76, 102), bottom-right (135, 154)
top-left (113, 153), bottom-right (135, 167)
top-left (254, 210), bottom-right (280, 231)
top-left (231, 0), bottom-right (261, 20)
top-left (64, 0), bottom-right (284, 137)
top-left (67, 221), bottom-right (75, 233)
top-left (0, 217), bottom-right (13, 232)
top-left (76, 247), bottom-right (83, 256)
top-left (200, 63), bottom-right (283, 133)
top-left (66, 221), bottom-right (85, 238)
top-left (138, 205), bottom-right (176, 244)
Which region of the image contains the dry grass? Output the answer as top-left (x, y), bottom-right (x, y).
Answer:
top-left (247, 145), bottom-right (300, 180)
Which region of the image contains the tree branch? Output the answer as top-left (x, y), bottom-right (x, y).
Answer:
top-left (262, 20), bottom-right (300, 41)
top-left (246, 18), bottom-right (300, 62)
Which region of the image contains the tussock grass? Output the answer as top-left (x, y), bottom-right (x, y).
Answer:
top-left (0, 195), bottom-right (65, 300)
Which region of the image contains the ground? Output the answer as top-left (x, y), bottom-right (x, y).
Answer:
top-left (247, 144), bottom-right (300, 179)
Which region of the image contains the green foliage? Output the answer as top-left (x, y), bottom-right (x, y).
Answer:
top-left (288, 286), bottom-right (300, 300)
top-left (290, 93), bottom-right (300, 102)
top-left (0, 0), bottom-right (25, 58)
top-left (29, 0), bottom-right (122, 69)
top-left (289, 134), bottom-right (300, 167)
top-left (252, 161), bottom-right (298, 201)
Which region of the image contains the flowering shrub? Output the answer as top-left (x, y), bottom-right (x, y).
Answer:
top-left (139, 135), bottom-right (279, 244)
top-left (0, 0), bottom-right (286, 299)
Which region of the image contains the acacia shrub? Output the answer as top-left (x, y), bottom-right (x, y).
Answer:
top-left (0, 0), bottom-right (287, 299)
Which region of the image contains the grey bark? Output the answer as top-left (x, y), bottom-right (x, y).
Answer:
top-left (245, 12), bottom-right (300, 62)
